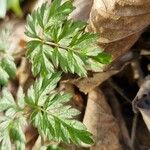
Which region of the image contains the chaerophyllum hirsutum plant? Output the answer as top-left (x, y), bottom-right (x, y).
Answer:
top-left (0, 28), bottom-right (16, 85)
top-left (0, 0), bottom-right (112, 149)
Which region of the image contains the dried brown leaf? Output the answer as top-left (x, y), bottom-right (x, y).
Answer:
top-left (67, 70), bottom-right (118, 94)
top-left (83, 88), bottom-right (122, 150)
top-left (87, 0), bottom-right (150, 61)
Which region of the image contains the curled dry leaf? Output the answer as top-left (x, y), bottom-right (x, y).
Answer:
top-left (68, 70), bottom-right (118, 94)
top-left (132, 76), bottom-right (150, 131)
top-left (83, 88), bottom-right (122, 150)
top-left (87, 0), bottom-right (150, 61)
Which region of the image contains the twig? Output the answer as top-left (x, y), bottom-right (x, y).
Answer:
top-left (109, 78), bottom-right (132, 104)
top-left (130, 59), bottom-right (144, 149)
top-left (131, 113), bottom-right (138, 150)
top-left (102, 83), bottom-right (132, 149)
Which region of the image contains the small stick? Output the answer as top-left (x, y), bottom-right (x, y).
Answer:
top-left (131, 59), bottom-right (144, 150)
top-left (109, 79), bottom-right (131, 104)
top-left (102, 83), bottom-right (132, 149)
top-left (131, 113), bottom-right (138, 150)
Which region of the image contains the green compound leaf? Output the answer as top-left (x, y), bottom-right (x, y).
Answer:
top-left (0, 67), bottom-right (9, 85)
top-left (25, 0), bottom-right (111, 77)
top-left (25, 73), bottom-right (94, 145)
top-left (0, 0), bottom-right (7, 18)
top-left (0, 87), bottom-right (26, 150)
top-left (0, 29), bottom-right (16, 85)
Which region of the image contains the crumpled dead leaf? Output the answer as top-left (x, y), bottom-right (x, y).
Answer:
top-left (67, 70), bottom-right (118, 94)
top-left (132, 76), bottom-right (150, 131)
top-left (83, 88), bottom-right (122, 150)
top-left (87, 0), bottom-right (150, 61)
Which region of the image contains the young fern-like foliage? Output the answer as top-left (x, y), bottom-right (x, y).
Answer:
top-left (0, 29), bottom-right (16, 85)
top-left (26, 73), bottom-right (93, 145)
top-left (25, 0), bottom-right (111, 77)
top-left (0, 0), bottom-right (113, 149)
top-left (0, 73), bottom-right (93, 149)
top-left (0, 87), bottom-right (26, 150)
